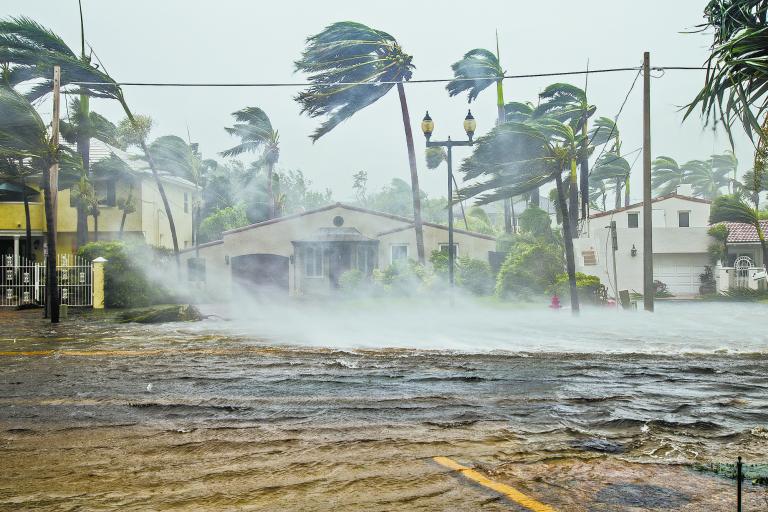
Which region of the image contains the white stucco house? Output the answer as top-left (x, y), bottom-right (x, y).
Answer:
top-left (180, 203), bottom-right (496, 298)
top-left (714, 220), bottom-right (768, 292)
top-left (574, 193), bottom-right (713, 297)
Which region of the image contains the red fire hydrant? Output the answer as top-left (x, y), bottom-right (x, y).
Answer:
top-left (549, 295), bottom-right (562, 309)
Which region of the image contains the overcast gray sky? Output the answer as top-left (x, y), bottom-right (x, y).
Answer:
top-left (6, 0), bottom-right (752, 201)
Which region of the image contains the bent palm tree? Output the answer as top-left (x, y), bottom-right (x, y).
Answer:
top-left (685, 158), bottom-right (731, 199)
top-left (0, 17), bottom-right (182, 267)
top-left (710, 150), bottom-right (739, 193)
top-left (590, 152), bottom-right (631, 210)
top-left (221, 107), bottom-right (279, 218)
top-left (447, 46), bottom-right (516, 232)
top-left (652, 156), bottom-right (686, 196)
top-left (459, 118), bottom-right (588, 312)
top-left (534, 83), bottom-right (596, 227)
top-left (295, 21), bottom-right (425, 263)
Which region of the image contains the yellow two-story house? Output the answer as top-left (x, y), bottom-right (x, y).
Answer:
top-left (0, 140), bottom-right (198, 261)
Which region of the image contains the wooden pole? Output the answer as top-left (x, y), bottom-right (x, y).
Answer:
top-left (642, 52), bottom-right (654, 312)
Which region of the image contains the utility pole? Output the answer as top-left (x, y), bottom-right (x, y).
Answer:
top-left (610, 221), bottom-right (619, 308)
top-left (46, 65), bottom-right (61, 323)
top-left (642, 52), bottom-right (654, 312)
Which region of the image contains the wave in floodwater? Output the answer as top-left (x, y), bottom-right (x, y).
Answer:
top-left (210, 299), bottom-right (768, 355)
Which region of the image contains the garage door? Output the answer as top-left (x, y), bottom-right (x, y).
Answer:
top-left (653, 254), bottom-right (707, 295)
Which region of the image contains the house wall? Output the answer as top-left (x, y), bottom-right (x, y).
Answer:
top-left (0, 201), bottom-right (45, 233)
top-left (139, 178), bottom-right (196, 250)
top-left (575, 197), bottom-right (713, 297)
top-left (180, 205), bottom-right (496, 300)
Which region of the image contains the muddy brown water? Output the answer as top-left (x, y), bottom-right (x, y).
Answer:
top-left (1, 306), bottom-right (767, 511)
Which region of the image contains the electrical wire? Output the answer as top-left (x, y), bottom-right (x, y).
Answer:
top-left (69, 65), bottom-right (703, 88)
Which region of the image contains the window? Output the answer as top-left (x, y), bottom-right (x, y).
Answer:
top-left (187, 257), bottom-right (206, 282)
top-left (95, 181), bottom-right (116, 207)
top-left (627, 212), bottom-right (639, 228)
top-left (438, 243), bottom-right (459, 259)
top-left (357, 246), bottom-right (374, 274)
top-left (391, 244), bottom-right (408, 264)
top-left (304, 247), bottom-right (323, 277)
top-left (184, 193), bottom-right (189, 213)
top-left (582, 249), bottom-right (598, 266)
top-left (678, 211), bottom-right (690, 228)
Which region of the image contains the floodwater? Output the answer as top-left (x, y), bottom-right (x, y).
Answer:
top-left (1, 301), bottom-right (767, 511)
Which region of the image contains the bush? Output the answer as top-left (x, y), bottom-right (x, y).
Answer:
top-left (373, 260), bottom-right (431, 296)
top-left (707, 224), bottom-right (729, 264)
top-left (457, 257), bottom-right (494, 295)
top-left (495, 233), bottom-right (564, 299)
top-left (339, 269), bottom-right (365, 291)
top-left (699, 266), bottom-right (716, 295)
top-left (519, 206), bottom-right (552, 238)
top-left (554, 272), bottom-right (607, 304)
top-left (77, 241), bottom-right (176, 308)
top-left (654, 280), bottom-right (673, 298)
top-left (198, 204), bottom-right (249, 243)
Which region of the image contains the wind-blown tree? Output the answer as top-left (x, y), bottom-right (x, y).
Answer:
top-left (91, 154), bottom-right (137, 235)
top-left (590, 152), bottom-right (631, 210)
top-left (0, 84), bottom-right (78, 322)
top-left (652, 156), bottom-right (686, 195)
top-left (447, 46), bottom-right (515, 232)
top-left (295, 21), bottom-right (426, 263)
top-left (424, 146), bottom-right (469, 229)
top-left (589, 117), bottom-right (630, 207)
top-left (60, 97), bottom-right (118, 246)
top-left (534, 83), bottom-right (596, 228)
top-left (221, 107), bottom-right (279, 218)
top-left (685, 0), bottom-right (768, 144)
top-left (710, 194), bottom-right (767, 269)
top-left (711, 150), bottom-right (739, 193)
top-left (459, 119), bottom-right (590, 312)
top-left (684, 158), bottom-right (732, 199)
top-left (69, 171), bottom-right (99, 241)
top-left (0, 17), bottom-right (182, 267)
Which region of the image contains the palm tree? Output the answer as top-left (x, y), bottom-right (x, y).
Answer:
top-left (0, 17), bottom-right (182, 267)
top-left (710, 194), bottom-right (767, 269)
top-left (684, 158), bottom-right (731, 199)
top-left (459, 118), bottom-right (589, 312)
top-left (60, 97), bottom-right (118, 246)
top-left (91, 154), bottom-right (136, 235)
top-left (590, 152), bottom-right (631, 210)
top-left (447, 44), bottom-right (516, 232)
top-left (70, 171), bottom-right (98, 241)
top-left (424, 146), bottom-right (469, 229)
top-left (651, 156), bottom-right (686, 196)
top-left (588, 117), bottom-right (630, 207)
top-left (685, 0), bottom-right (768, 143)
top-left (221, 107), bottom-right (279, 218)
top-left (295, 21), bottom-right (426, 263)
top-left (534, 83), bottom-right (596, 229)
top-left (710, 150), bottom-right (739, 193)
top-left (0, 84), bottom-right (69, 321)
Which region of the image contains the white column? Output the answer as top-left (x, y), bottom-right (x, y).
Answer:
top-left (13, 235), bottom-right (20, 267)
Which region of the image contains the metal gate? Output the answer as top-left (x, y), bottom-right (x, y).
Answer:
top-left (734, 256), bottom-right (752, 289)
top-left (0, 254), bottom-right (92, 307)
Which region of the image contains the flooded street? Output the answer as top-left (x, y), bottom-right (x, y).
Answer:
top-left (1, 302), bottom-right (767, 510)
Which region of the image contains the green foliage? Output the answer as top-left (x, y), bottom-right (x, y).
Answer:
top-left (198, 204), bottom-right (249, 243)
top-left (429, 249), bottom-right (448, 275)
top-left (373, 260), bottom-right (431, 296)
top-left (518, 206), bottom-right (552, 237)
top-left (425, 147), bottom-right (446, 169)
top-left (457, 257), bottom-right (494, 295)
top-left (495, 233), bottom-right (564, 299)
top-left (446, 48), bottom-right (503, 102)
top-left (77, 241), bottom-right (175, 308)
top-left (699, 265), bottom-right (716, 295)
top-left (338, 269), bottom-right (365, 291)
top-left (294, 21), bottom-right (414, 141)
top-left (278, 169), bottom-right (333, 214)
top-left (554, 272), bottom-right (606, 304)
top-left (707, 223), bottom-right (729, 263)
top-left (116, 115), bottom-right (153, 148)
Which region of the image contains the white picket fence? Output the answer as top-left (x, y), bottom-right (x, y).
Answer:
top-left (0, 254), bottom-right (93, 307)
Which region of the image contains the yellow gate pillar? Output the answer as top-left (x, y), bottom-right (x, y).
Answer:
top-left (92, 257), bottom-right (107, 309)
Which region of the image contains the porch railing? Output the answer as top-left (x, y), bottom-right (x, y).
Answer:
top-left (0, 254), bottom-right (93, 307)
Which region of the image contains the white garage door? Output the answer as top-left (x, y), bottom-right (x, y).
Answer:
top-left (653, 254), bottom-right (708, 295)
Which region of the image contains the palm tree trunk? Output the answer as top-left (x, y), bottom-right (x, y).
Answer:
top-left (569, 159), bottom-right (579, 237)
top-left (503, 199), bottom-right (512, 234)
top-left (530, 187), bottom-right (540, 207)
top-left (496, 97), bottom-right (515, 232)
top-left (76, 95), bottom-right (90, 248)
top-left (22, 176), bottom-right (32, 259)
top-left (396, 81), bottom-right (425, 264)
top-left (119, 183), bottom-right (133, 236)
top-left (624, 175), bottom-right (631, 207)
top-left (555, 172), bottom-right (580, 313)
top-left (93, 212), bottom-right (98, 241)
top-left (42, 164), bottom-right (59, 323)
top-left (267, 161), bottom-right (275, 219)
top-left (757, 223), bottom-right (768, 270)
top-left (118, 97), bottom-right (180, 269)
top-left (510, 198), bottom-right (517, 233)
top-left (615, 178), bottom-right (622, 210)
top-left (580, 121), bottom-right (589, 219)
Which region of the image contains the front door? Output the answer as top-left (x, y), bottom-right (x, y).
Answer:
top-left (328, 245), bottom-right (352, 288)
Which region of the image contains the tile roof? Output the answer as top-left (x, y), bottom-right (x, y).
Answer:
top-left (722, 221), bottom-right (768, 244)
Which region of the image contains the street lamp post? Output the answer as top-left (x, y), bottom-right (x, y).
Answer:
top-left (421, 110), bottom-right (476, 289)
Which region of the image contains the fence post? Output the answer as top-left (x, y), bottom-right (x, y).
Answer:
top-left (92, 257), bottom-right (107, 309)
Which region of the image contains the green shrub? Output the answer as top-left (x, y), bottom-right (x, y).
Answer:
top-left (373, 260), bottom-right (431, 295)
top-left (553, 272), bottom-right (607, 304)
top-left (495, 234), bottom-right (564, 299)
top-left (457, 257), bottom-right (494, 295)
top-left (707, 224), bottom-right (729, 264)
top-left (339, 269), bottom-right (365, 291)
top-left (198, 204), bottom-right (249, 243)
top-left (77, 241), bottom-right (176, 308)
top-left (519, 206), bottom-right (552, 238)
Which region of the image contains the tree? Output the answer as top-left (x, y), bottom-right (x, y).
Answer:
top-left (590, 152), bottom-right (631, 209)
top-left (91, 154), bottom-right (137, 235)
top-left (60, 97), bottom-right (118, 246)
top-left (423, 145), bottom-right (468, 229)
top-left (447, 45), bottom-right (516, 232)
top-left (198, 204), bottom-right (248, 243)
top-left (652, 156), bottom-right (686, 195)
top-left (710, 150), bottom-right (740, 194)
top-left (0, 17), bottom-right (183, 267)
top-left (352, 170), bottom-right (368, 203)
top-left (69, 171), bottom-right (98, 241)
top-left (459, 119), bottom-right (589, 312)
top-left (684, 158), bottom-right (731, 199)
top-left (221, 107), bottom-right (279, 218)
top-left (295, 21), bottom-right (426, 263)
top-left (710, 194), bottom-right (767, 269)
top-left (534, 83), bottom-right (596, 227)
top-left (589, 116), bottom-right (630, 207)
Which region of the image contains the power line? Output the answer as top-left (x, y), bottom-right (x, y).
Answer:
top-left (70, 65), bottom-right (704, 88)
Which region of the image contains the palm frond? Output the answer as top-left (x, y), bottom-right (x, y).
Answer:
top-left (446, 48), bottom-right (503, 103)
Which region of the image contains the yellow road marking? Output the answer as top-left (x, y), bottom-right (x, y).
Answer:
top-left (433, 456), bottom-right (557, 512)
top-left (0, 348), bottom-right (259, 357)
